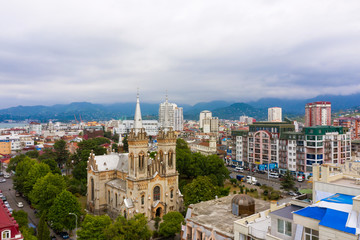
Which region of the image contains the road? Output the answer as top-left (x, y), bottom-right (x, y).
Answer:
top-left (0, 172), bottom-right (39, 226)
top-left (228, 167), bottom-right (312, 191)
top-left (0, 172), bottom-right (65, 239)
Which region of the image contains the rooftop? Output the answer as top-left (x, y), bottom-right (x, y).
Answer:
top-left (187, 195), bottom-right (269, 237)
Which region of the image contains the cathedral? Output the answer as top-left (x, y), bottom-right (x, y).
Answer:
top-left (87, 94), bottom-right (182, 220)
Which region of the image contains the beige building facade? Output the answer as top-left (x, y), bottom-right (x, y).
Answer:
top-left (87, 94), bottom-right (181, 220)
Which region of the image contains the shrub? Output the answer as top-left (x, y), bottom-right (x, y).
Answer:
top-left (263, 190), bottom-right (268, 196)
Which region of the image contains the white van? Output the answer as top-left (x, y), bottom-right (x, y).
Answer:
top-left (246, 176), bottom-right (257, 185)
top-left (297, 176), bottom-right (304, 182)
top-left (269, 172), bottom-right (279, 178)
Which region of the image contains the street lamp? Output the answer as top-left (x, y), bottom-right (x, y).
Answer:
top-left (69, 213), bottom-right (77, 239)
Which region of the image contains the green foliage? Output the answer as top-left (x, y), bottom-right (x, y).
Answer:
top-left (20, 226), bottom-right (38, 240)
top-left (47, 190), bottom-right (82, 231)
top-left (281, 170), bottom-right (296, 191)
top-left (77, 215), bottom-right (112, 240)
top-left (269, 191), bottom-right (281, 200)
top-left (72, 160), bottom-right (87, 181)
top-left (23, 163), bottom-right (51, 196)
top-left (14, 157), bottom-right (37, 194)
top-left (37, 213), bottom-right (50, 240)
top-left (230, 178), bottom-right (237, 185)
top-left (8, 154), bottom-right (27, 173)
top-left (38, 148), bottom-right (56, 162)
top-left (183, 176), bottom-right (220, 206)
top-left (122, 135), bottom-right (128, 152)
top-left (12, 210), bottom-right (28, 228)
top-left (154, 217), bottom-right (161, 231)
top-left (26, 150), bottom-right (40, 159)
top-left (29, 173), bottom-right (66, 213)
top-left (67, 178), bottom-right (87, 196)
top-left (219, 187), bottom-right (230, 197)
top-left (104, 214), bottom-right (152, 240)
top-left (176, 138), bottom-right (229, 190)
top-left (112, 143), bottom-right (119, 153)
top-left (159, 212), bottom-right (184, 237)
top-left (54, 140), bottom-right (70, 166)
top-left (41, 158), bottom-right (61, 175)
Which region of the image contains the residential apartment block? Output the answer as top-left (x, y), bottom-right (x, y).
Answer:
top-left (234, 123), bottom-right (351, 177)
top-left (305, 101), bottom-right (331, 127)
top-left (159, 96), bottom-right (184, 131)
top-left (268, 107), bottom-right (282, 122)
top-left (334, 117), bottom-right (360, 140)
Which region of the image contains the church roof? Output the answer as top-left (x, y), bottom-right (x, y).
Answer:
top-left (106, 179), bottom-right (127, 192)
top-left (94, 153), bottom-right (128, 172)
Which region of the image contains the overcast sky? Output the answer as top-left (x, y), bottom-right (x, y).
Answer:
top-left (1, 1), bottom-right (360, 109)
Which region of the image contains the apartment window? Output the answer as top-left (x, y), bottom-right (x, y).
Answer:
top-left (304, 227), bottom-right (319, 240)
top-left (277, 219), bottom-right (292, 236)
top-left (2, 230), bottom-right (10, 239)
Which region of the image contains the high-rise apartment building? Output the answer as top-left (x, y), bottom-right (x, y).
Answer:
top-left (199, 110), bottom-right (218, 133)
top-left (199, 110), bottom-right (212, 129)
top-left (305, 101), bottom-right (331, 127)
top-left (268, 107), bottom-right (282, 122)
top-left (158, 96), bottom-right (183, 131)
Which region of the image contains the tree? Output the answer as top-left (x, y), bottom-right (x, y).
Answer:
top-left (77, 215), bottom-right (112, 240)
top-left (54, 140), bottom-right (70, 166)
top-left (14, 157), bottom-right (37, 194)
top-left (104, 214), bottom-right (152, 240)
top-left (26, 150), bottom-right (39, 159)
top-left (48, 190), bottom-right (82, 231)
top-left (159, 212), bottom-right (184, 237)
top-left (281, 170), bottom-right (296, 191)
top-left (7, 154), bottom-right (27, 172)
top-left (38, 148), bottom-right (56, 162)
top-left (23, 163), bottom-right (51, 195)
top-left (122, 135), bottom-right (128, 152)
top-left (112, 143), bottom-right (119, 153)
top-left (29, 173), bottom-right (67, 213)
top-left (12, 210), bottom-right (28, 228)
top-left (37, 213), bottom-right (50, 240)
top-left (41, 158), bottom-right (61, 175)
top-left (183, 176), bottom-right (220, 206)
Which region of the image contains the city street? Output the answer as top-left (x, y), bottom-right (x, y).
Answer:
top-left (0, 172), bottom-right (39, 226)
top-left (228, 167), bottom-right (312, 191)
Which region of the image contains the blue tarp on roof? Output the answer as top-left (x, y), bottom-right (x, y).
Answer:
top-left (319, 208), bottom-right (356, 234)
top-left (294, 206), bottom-right (356, 235)
top-left (293, 206), bottom-right (327, 220)
top-left (321, 193), bottom-right (354, 205)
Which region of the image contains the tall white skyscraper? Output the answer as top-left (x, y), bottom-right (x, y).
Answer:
top-left (159, 95), bottom-right (183, 131)
top-left (199, 110), bottom-right (212, 129)
top-left (268, 107), bottom-right (282, 122)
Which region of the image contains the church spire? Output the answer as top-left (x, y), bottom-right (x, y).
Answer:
top-left (134, 90), bottom-right (143, 135)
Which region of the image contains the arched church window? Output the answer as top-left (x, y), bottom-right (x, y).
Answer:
top-left (139, 152), bottom-right (145, 170)
top-left (168, 151), bottom-right (173, 167)
top-left (108, 190), bottom-right (110, 204)
top-left (130, 154), bottom-right (134, 170)
top-left (115, 193), bottom-right (118, 207)
top-left (141, 195), bottom-right (145, 205)
top-left (153, 186), bottom-right (160, 201)
top-left (170, 189), bottom-right (174, 199)
top-left (91, 178), bottom-right (94, 201)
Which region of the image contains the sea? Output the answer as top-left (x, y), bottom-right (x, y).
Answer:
top-left (0, 123), bottom-right (29, 129)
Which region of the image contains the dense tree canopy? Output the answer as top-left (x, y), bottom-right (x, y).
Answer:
top-left (183, 176), bottom-right (222, 206)
top-left (104, 214), bottom-right (152, 240)
top-left (176, 138), bottom-right (229, 187)
top-left (159, 212), bottom-right (184, 237)
top-left (77, 215), bottom-right (112, 240)
top-left (48, 190), bottom-right (82, 231)
top-left (54, 139), bottom-right (70, 166)
top-left (23, 163), bottom-right (51, 195)
top-left (29, 172), bottom-right (67, 213)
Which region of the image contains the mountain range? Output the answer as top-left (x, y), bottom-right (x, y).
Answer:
top-left (1, 93), bottom-right (360, 122)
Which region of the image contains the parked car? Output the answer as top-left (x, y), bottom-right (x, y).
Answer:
top-left (297, 176), bottom-right (304, 182)
top-left (58, 231), bottom-right (69, 239)
top-left (0, 172), bottom-right (3, 176)
top-left (15, 191), bottom-right (21, 197)
top-left (17, 202), bottom-right (24, 208)
top-left (1, 196), bottom-right (7, 201)
top-left (3, 173), bottom-right (10, 179)
top-left (236, 175), bottom-right (245, 181)
top-left (269, 172), bottom-right (279, 178)
top-left (234, 167), bottom-right (244, 173)
top-left (288, 191), bottom-right (300, 196)
top-left (0, 179), bottom-right (6, 183)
